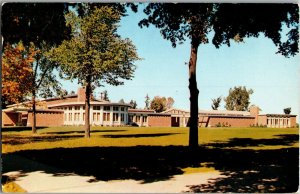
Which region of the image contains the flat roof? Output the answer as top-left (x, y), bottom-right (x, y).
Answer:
top-left (48, 101), bottom-right (132, 108)
top-left (259, 114), bottom-right (297, 117)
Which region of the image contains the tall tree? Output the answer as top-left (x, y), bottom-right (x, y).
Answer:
top-left (145, 94), bottom-right (150, 110)
top-left (211, 96), bottom-right (222, 110)
top-left (103, 90), bottom-right (110, 101)
top-left (284, 107), bottom-right (291, 114)
top-left (129, 100), bottom-right (137, 109)
top-left (166, 97), bottom-right (175, 110)
top-left (150, 96), bottom-right (167, 113)
top-left (224, 86), bottom-right (253, 111)
top-left (48, 6), bottom-right (140, 138)
top-left (138, 3), bottom-right (299, 147)
top-left (29, 42), bottom-right (63, 133)
top-left (2, 42), bottom-right (34, 108)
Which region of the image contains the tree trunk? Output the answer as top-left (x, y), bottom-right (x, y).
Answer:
top-left (84, 80), bottom-right (91, 138)
top-left (32, 90), bottom-right (37, 134)
top-left (188, 36), bottom-right (200, 148)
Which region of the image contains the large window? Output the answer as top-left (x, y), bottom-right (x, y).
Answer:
top-left (75, 106), bottom-right (80, 110)
top-left (104, 106), bottom-right (110, 111)
top-left (93, 106), bottom-right (100, 110)
top-left (69, 113), bottom-right (72, 121)
top-left (113, 106), bottom-right (119, 111)
top-left (103, 113), bottom-right (110, 121)
top-left (143, 116), bottom-right (147, 123)
top-left (113, 113), bottom-right (119, 121)
top-left (121, 113), bottom-right (124, 122)
top-left (121, 107), bottom-right (125, 111)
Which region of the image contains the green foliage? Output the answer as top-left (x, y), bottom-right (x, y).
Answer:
top-left (150, 96), bottom-right (167, 113)
top-left (2, 3), bottom-right (71, 47)
top-left (211, 96), bottom-right (222, 110)
top-left (103, 90), bottom-right (109, 101)
top-left (145, 94), bottom-right (150, 110)
top-left (48, 6), bottom-right (140, 88)
top-left (139, 4), bottom-right (299, 56)
top-left (284, 107), bottom-right (291, 115)
top-left (224, 86), bottom-right (253, 111)
top-left (129, 100), bottom-right (137, 109)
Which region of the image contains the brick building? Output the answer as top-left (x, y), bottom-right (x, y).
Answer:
top-left (2, 88), bottom-right (297, 128)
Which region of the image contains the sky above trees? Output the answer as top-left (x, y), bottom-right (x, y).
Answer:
top-left (59, 5), bottom-right (299, 116)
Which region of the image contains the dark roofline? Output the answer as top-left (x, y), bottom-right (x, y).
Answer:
top-left (208, 115), bottom-right (255, 119)
top-left (259, 114), bottom-right (297, 117)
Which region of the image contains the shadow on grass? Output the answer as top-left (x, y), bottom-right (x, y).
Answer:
top-left (2, 135), bottom-right (81, 145)
top-left (102, 133), bottom-right (181, 138)
top-left (203, 134), bottom-right (299, 148)
top-left (1, 126), bottom-right (46, 132)
top-left (2, 135), bottom-right (299, 192)
top-left (44, 130), bottom-right (127, 135)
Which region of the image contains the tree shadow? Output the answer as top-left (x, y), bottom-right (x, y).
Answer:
top-left (2, 145), bottom-right (299, 192)
top-left (204, 134), bottom-right (299, 148)
top-left (43, 129), bottom-right (127, 135)
top-left (2, 135), bottom-right (81, 145)
top-left (1, 126), bottom-right (46, 132)
top-left (102, 133), bottom-right (181, 138)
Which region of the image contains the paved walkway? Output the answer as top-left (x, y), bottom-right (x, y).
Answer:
top-left (3, 155), bottom-right (225, 193)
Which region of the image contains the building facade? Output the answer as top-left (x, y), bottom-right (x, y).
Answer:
top-left (2, 88), bottom-right (297, 128)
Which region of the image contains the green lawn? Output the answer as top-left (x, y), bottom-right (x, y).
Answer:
top-left (2, 126), bottom-right (299, 192)
top-left (2, 126), bottom-right (298, 153)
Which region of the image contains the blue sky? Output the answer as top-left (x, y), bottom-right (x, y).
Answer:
top-left (61, 6), bottom-right (299, 115)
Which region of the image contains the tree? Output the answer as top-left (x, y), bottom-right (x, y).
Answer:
top-left (150, 96), bottom-right (167, 113)
top-left (138, 3), bottom-right (299, 147)
top-left (224, 86), bottom-right (253, 111)
top-left (211, 96), bottom-right (222, 110)
top-left (48, 6), bottom-right (140, 138)
top-left (129, 100), bottom-right (137, 109)
top-left (166, 97), bottom-right (175, 110)
top-left (145, 94), bottom-right (150, 110)
top-left (284, 107), bottom-right (291, 114)
top-left (29, 42), bottom-right (64, 134)
top-left (2, 42), bottom-right (34, 108)
top-left (103, 90), bottom-right (110, 101)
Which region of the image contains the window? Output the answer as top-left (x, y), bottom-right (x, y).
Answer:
top-left (69, 113), bottom-right (72, 121)
top-left (74, 113), bottom-right (80, 121)
top-left (75, 106), bottom-right (80, 110)
top-left (113, 113), bottom-right (119, 121)
top-left (113, 106), bottom-right (119, 111)
top-left (136, 116), bottom-right (140, 122)
top-left (143, 116), bottom-right (147, 122)
top-left (121, 113), bottom-right (124, 122)
top-left (93, 113), bottom-right (97, 121)
top-left (69, 106), bottom-right (72, 110)
top-left (93, 106), bottom-right (100, 110)
top-left (104, 106), bottom-right (110, 111)
top-left (103, 113), bottom-right (110, 121)
top-left (121, 107), bottom-right (125, 111)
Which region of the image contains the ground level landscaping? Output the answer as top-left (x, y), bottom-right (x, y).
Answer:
top-left (2, 126), bottom-right (299, 192)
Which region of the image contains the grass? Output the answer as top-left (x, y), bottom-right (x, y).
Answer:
top-left (2, 126), bottom-right (299, 192)
top-left (2, 182), bottom-right (26, 193)
top-left (2, 126), bottom-right (299, 153)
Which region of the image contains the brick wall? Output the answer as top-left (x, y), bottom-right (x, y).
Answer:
top-left (258, 115), bottom-right (267, 126)
top-left (27, 111), bottom-right (64, 127)
top-left (290, 116), bottom-right (297, 127)
top-left (148, 115), bottom-right (171, 127)
top-left (208, 116), bottom-right (255, 127)
top-left (2, 112), bottom-right (21, 126)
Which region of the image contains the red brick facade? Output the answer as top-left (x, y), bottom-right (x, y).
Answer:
top-left (208, 116), bottom-right (254, 127)
top-left (148, 115), bottom-right (171, 127)
top-left (27, 111), bottom-right (64, 127)
top-left (2, 112), bottom-right (21, 126)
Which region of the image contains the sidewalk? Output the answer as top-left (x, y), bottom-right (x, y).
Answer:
top-left (3, 155), bottom-right (224, 193)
